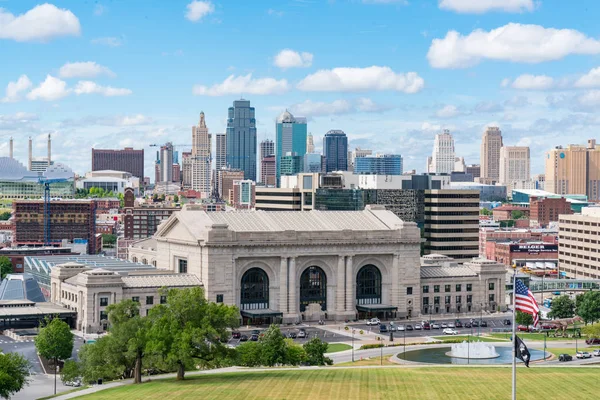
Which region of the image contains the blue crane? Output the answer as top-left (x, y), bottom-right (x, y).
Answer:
top-left (37, 177), bottom-right (70, 246)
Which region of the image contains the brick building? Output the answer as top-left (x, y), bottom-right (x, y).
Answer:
top-left (530, 196), bottom-right (572, 228)
top-left (0, 247), bottom-right (76, 273)
top-left (92, 148), bottom-right (144, 179)
top-left (123, 204), bottom-right (180, 240)
top-left (93, 198), bottom-right (121, 214)
top-left (487, 240), bottom-right (558, 267)
top-left (492, 205), bottom-right (529, 221)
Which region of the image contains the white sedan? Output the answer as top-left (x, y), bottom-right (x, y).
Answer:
top-left (443, 328), bottom-right (459, 335)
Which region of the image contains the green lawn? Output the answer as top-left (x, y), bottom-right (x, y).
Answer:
top-left (78, 368), bottom-right (598, 400)
top-left (490, 332), bottom-right (581, 341)
top-left (326, 343), bottom-right (352, 353)
top-left (431, 335), bottom-right (505, 343)
top-left (546, 346), bottom-right (600, 356)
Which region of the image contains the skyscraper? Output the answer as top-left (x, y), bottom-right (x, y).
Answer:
top-left (92, 148), bottom-right (144, 179)
top-left (480, 126), bottom-right (503, 182)
top-left (499, 146), bottom-right (530, 186)
top-left (159, 143), bottom-right (173, 183)
top-left (276, 111), bottom-right (307, 183)
top-left (191, 112), bottom-right (212, 197)
top-left (307, 133), bottom-right (315, 154)
top-left (259, 139), bottom-right (275, 184)
top-left (214, 133), bottom-right (227, 195)
top-left (226, 99), bottom-right (257, 181)
top-left (427, 130), bottom-right (455, 174)
top-left (323, 130), bottom-right (348, 173)
top-left (182, 151), bottom-right (192, 189)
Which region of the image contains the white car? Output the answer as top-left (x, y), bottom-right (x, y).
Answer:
top-left (366, 318), bottom-right (381, 326)
top-left (397, 325), bottom-right (405, 331)
top-left (593, 349), bottom-right (600, 357)
top-left (443, 328), bottom-right (458, 335)
top-left (414, 324), bottom-right (422, 330)
top-left (441, 323), bottom-right (448, 328)
top-left (576, 351), bottom-right (592, 359)
top-left (447, 322), bottom-right (455, 328)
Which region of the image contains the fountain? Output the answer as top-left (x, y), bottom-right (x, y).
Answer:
top-left (446, 341), bottom-right (499, 359)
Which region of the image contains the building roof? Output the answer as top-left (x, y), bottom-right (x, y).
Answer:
top-left (121, 274), bottom-right (202, 288)
top-left (25, 254), bottom-right (155, 276)
top-left (130, 237), bottom-right (157, 251)
top-left (420, 265), bottom-right (478, 279)
top-left (492, 205), bottom-right (529, 211)
top-left (0, 273), bottom-right (46, 302)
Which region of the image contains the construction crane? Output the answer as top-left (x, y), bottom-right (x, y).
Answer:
top-left (38, 176), bottom-right (70, 246)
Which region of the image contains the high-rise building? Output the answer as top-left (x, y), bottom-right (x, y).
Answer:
top-left (349, 147), bottom-right (373, 171)
top-left (172, 163), bottom-right (181, 183)
top-left (280, 153), bottom-right (303, 176)
top-left (261, 155), bottom-right (277, 186)
top-left (182, 151), bottom-right (192, 189)
top-left (232, 179), bottom-right (256, 209)
top-left (559, 207), bottom-right (600, 279)
top-left (323, 130), bottom-right (348, 173)
top-left (307, 133), bottom-right (315, 154)
top-left (304, 153), bottom-right (323, 173)
top-left (499, 146), bottom-right (530, 187)
top-left (466, 164), bottom-right (481, 179)
top-left (427, 130), bottom-right (455, 174)
top-left (219, 168), bottom-right (245, 200)
top-left (191, 112), bottom-right (212, 197)
top-left (480, 126), bottom-right (503, 181)
top-left (159, 143), bottom-right (174, 183)
top-left (226, 99), bottom-right (257, 181)
top-left (276, 111), bottom-right (307, 183)
top-left (259, 139), bottom-right (275, 184)
top-left (545, 139), bottom-right (600, 201)
top-left (214, 133), bottom-right (227, 196)
top-left (354, 154), bottom-right (403, 175)
top-left (92, 148), bottom-right (144, 179)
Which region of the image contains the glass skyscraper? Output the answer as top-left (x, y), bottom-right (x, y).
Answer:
top-left (226, 99), bottom-right (257, 181)
top-left (276, 110), bottom-right (307, 184)
top-left (354, 154), bottom-right (403, 175)
top-left (323, 130), bottom-right (348, 173)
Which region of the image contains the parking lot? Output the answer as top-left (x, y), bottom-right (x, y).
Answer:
top-left (227, 326), bottom-right (354, 347)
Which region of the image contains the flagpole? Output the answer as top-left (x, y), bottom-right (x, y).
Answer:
top-left (511, 266), bottom-right (517, 400)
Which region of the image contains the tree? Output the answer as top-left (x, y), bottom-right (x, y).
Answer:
top-left (235, 341), bottom-right (263, 367)
top-left (548, 295), bottom-right (576, 319)
top-left (35, 318), bottom-right (74, 395)
top-left (0, 352), bottom-right (30, 399)
top-left (511, 210), bottom-right (525, 220)
top-left (60, 360), bottom-right (81, 385)
top-left (284, 340), bottom-right (307, 366)
top-left (146, 287), bottom-right (239, 380)
top-left (582, 323), bottom-right (600, 339)
top-left (173, 194), bottom-right (179, 203)
top-left (259, 325), bottom-right (287, 366)
top-left (101, 234), bottom-right (117, 248)
top-left (516, 311), bottom-right (533, 326)
top-left (79, 335), bottom-right (127, 383)
top-left (117, 193), bottom-right (124, 208)
top-left (303, 337), bottom-right (332, 366)
top-left (480, 208), bottom-right (492, 216)
top-left (0, 256), bottom-right (11, 280)
top-left (0, 211), bottom-right (11, 221)
top-left (577, 291), bottom-right (600, 324)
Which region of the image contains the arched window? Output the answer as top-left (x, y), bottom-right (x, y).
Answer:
top-left (356, 265), bottom-right (382, 305)
top-left (142, 258), bottom-right (147, 264)
top-left (300, 266), bottom-right (327, 312)
top-left (132, 257), bottom-right (138, 263)
top-left (152, 260), bottom-right (157, 267)
top-left (240, 268), bottom-right (269, 311)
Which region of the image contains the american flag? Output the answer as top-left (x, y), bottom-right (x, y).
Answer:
top-left (515, 279), bottom-right (540, 326)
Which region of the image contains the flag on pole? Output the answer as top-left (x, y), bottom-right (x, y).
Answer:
top-left (515, 279), bottom-right (540, 326)
top-left (514, 335), bottom-right (531, 367)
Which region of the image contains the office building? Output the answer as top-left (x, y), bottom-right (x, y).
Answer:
top-left (423, 190), bottom-right (480, 260)
top-left (157, 143), bottom-right (174, 183)
top-left (214, 133), bottom-right (227, 195)
top-left (480, 127), bottom-right (503, 181)
top-left (499, 146), bottom-right (530, 188)
top-left (304, 153), bottom-right (323, 173)
top-left (172, 163), bottom-right (181, 184)
top-left (219, 168), bottom-right (245, 201)
top-left (354, 154), bottom-right (403, 175)
top-left (232, 180), bottom-right (255, 209)
top-left (0, 158), bottom-right (74, 199)
top-left (182, 151), bottom-right (192, 189)
top-left (466, 164), bottom-right (481, 179)
top-left (558, 207), bottom-right (600, 279)
top-left (123, 203), bottom-right (180, 240)
top-left (280, 153), bottom-right (304, 176)
top-left (276, 111), bottom-right (307, 183)
top-left (191, 112), bottom-right (212, 197)
top-left (449, 182), bottom-right (507, 202)
top-left (259, 139), bottom-right (275, 184)
top-left (306, 133), bottom-right (315, 154)
top-left (349, 148), bottom-right (373, 171)
top-left (323, 130), bottom-right (348, 172)
top-left (92, 148), bottom-right (144, 179)
top-left (255, 187), bottom-right (302, 211)
top-left (530, 196), bottom-right (572, 228)
top-left (226, 99), bottom-right (257, 181)
top-left (512, 189), bottom-right (588, 214)
top-left (427, 130), bottom-right (455, 174)
top-left (261, 156), bottom-right (276, 186)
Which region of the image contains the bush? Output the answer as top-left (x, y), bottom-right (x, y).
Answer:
top-left (303, 338), bottom-right (332, 366)
top-left (236, 341), bottom-right (263, 367)
top-left (61, 360), bottom-right (81, 384)
top-left (344, 326), bottom-right (349, 331)
top-left (359, 330), bottom-right (364, 335)
top-left (360, 344), bottom-right (384, 350)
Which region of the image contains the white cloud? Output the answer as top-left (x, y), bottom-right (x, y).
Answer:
top-left (59, 62), bottom-right (116, 79)
top-left (427, 23), bottom-right (600, 69)
top-left (0, 4), bottom-right (81, 42)
top-left (27, 75), bottom-right (71, 101)
top-left (577, 90), bottom-right (600, 108)
top-left (504, 95), bottom-right (530, 108)
top-left (297, 66), bottom-right (424, 93)
top-left (438, 0), bottom-right (534, 14)
top-left (1, 75), bottom-right (33, 103)
top-left (355, 97), bottom-right (390, 112)
top-left (74, 81), bottom-right (132, 97)
top-left (290, 100), bottom-right (353, 117)
top-left (507, 74), bottom-right (555, 90)
top-left (94, 4), bottom-right (105, 16)
top-left (435, 105), bottom-right (463, 118)
top-left (185, 1), bottom-right (214, 22)
top-left (91, 37), bottom-right (122, 47)
top-left (574, 67), bottom-right (600, 88)
top-left (274, 49), bottom-right (313, 69)
top-left (193, 74), bottom-right (289, 96)
top-left (267, 9), bottom-right (284, 17)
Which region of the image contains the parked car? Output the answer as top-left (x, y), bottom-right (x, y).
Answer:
top-left (503, 319), bottom-right (511, 326)
top-left (397, 325), bottom-right (405, 331)
top-left (443, 328), bottom-right (458, 335)
top-left (389, 324), bottom-right (397, 332)
top-left (558, 354), bottom-right (573, 362)
top-left (447, 322), bottom-right (455, 328)
top-left (517, 325), bottom-right (529, 332)
top-left (576, 351), bottom-right (592, 359)
top-left (592, 349), bottom-right (600, 357)
top-left (240, 334), bottom-right (248, 342)
top-left (463, 322), bottom-right (471, 328)
top-left (379, 324), bottom-right (388, 333)
top-left (585, 338), bottom-right (600, 345)
top-left (297, 330), bottom-right (307, 339)
top-left (366, 318), bottom-right (381, 326)
top-left (252, 329), bottom-right (261, 335)
top-left (471, 320), bottom-right (479, 327)
top-left (441, 323), bottom-right (448, 329)
top-left (414, 324), bottom-right (422, 330)
top-left (528, 325), bottom-right (540, 332)
top-left (406, 324), bottom-right (414, 331)
top-left (431, 323), bottom-right (441, 329)
top-left (455, 321), bottom-right (463, 328)
top-left (250, 334), bottom-right (259, 341)
top-left (422, 322), bottom-right (431, 330)
top-left (480, 321), bottom-right (488, 327)
top-left (232, 331), bottom-right (241, 339)
top-left (64, 379), bottom-right (82, 387)
top-left (541, 323), bottom-right (558, 330)
top-left (287, 331), bottom-right (297, 339)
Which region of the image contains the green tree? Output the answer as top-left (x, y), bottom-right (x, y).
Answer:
top-left (79, 335), bottom-right (127, 383)
top-left (117, 193), bottom-right (124, 208)
top-left (577, 291), bottom-right (600, 324)
top-left (0, 352), bottom-right (30, 399)
top-left (0, 211), bottom-right (11, 221)
top-left (480, 208), bottom-right (492, 216)
top-left (582, 322), bottom-right (600, 338)
top-left (303, 337), bottom-right (332, 366)
top-left (173, 194), bottom-right (179, 203)
top-left (35, 318), bottom-right (74, 395)
top-left (235, 341), bottom-right (263, 367)
top-left (0, 256), bottom-right (12, 280)
top-left (284, 340), bottom-right (307, 366)
top-left (146, 287), bottom-right (239, 380)
top-left (515, 311), bottom-right (533, 326)
top-left (60, 360), bottom-right (81, 385)
top-left (259, 325), bottom-right (287, 366)
top-left (511, 210), bottom-right (525, 220)
top-left (101, 234), bottom-right (117, 248)
top-left (548, 295), bottom-right (576, 319)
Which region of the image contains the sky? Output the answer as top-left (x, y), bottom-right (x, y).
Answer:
top-left (2, 0), bottom-right (600, 179)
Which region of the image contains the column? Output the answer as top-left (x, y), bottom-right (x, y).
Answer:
top-left (279, 257), bottom-right (288, 314)
top-left (392, 254), bottom-right (400, 312)
top-left (336, 256), bottom-right (346, 315)
top-left (288, 257), bottom-right (298, 318)
top-left (345, 256), bottom-right (354, 313)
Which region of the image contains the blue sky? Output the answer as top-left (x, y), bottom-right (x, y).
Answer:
top-left (2, 0), bottom-right (600, 179)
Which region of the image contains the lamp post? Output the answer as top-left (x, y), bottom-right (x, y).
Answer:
top-left (379, 337), bottom-right (383, 365)
top-left (352, 329), bottom-right (355, 362)
top-left (403, 324), bottom-right (406, 359)
top-left (479, 303), bottom-right (483, 337)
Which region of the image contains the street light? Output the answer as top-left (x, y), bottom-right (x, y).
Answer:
top-left (403, 324), bottom-right (406, 359)
top-left (479, 303), bottom-right (483, 337)
top-left (352, 329), bottom-right (355, 362)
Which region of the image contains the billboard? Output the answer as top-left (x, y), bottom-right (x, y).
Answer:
top-left (510, 244), bottom-right (558, 254)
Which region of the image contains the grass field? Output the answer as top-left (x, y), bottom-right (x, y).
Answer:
top-left (326, 343), bottom-right (352, 353)
top-left (335, 357), bottom-right (396, 367)
top-left (79, 367), bottom-right (598, 400)
top-left (546, 346), bottom-right (600, 356)
top-left (490, 332), bottom-right (580, 341)
top-left (431, 335), bottom-right (504, 343)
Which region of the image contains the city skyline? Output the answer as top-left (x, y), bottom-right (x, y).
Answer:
top-left (3, 1), bottom-right (600, 178)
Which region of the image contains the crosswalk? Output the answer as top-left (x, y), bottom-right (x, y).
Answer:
top-left (0, 339), bottom-right (34, 344)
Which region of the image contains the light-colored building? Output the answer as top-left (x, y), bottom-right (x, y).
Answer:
top-left (427, 130), bottom-right (455, 174)
top-left (306, 133), bottom-right (315, 154)
top-left (499, 146), bottom-right (530, 188)
top-left (182, 151), bottom-right (192, 189)
top-left (558, 206), bottom-right (600, 279)
top-left (232, 179), bottom-right (255, 209)
top-left (480, 126), bottom-right (503, 181)
top-left (454, 157), bottom-right (466, 173)
top-left (191, 112), bottom-right (212, 197)
top-left (219, 168), bottom-right (244, 201)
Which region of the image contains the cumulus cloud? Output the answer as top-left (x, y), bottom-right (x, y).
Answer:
top-left (504, 95), bottom-right (531, 108)
top-left (473, 101), bottom-right (503, 113)
top-left (273, 49), bottom-right (313, 69)
top-left (74, 81), bottom-right (132, 97)
top-left (574, 67), bottom-right (600, 88)
top-left (59, 62), bottom-right (116, 79)
top-left (0, 4), bottom-right (81, 42)
top-left (438, 0), bottom-right (535, 14)
top-left (185, 1), bottom-right (214, 22)
top-left (61, 114), bottom-right (153, 128)
top-left (504, 74), bottom-right (555, 90)
top-left (91, 37), bottom-right (122, 47)
top-left (192, 74), bottom-right (289, 96)
top-left (27, 75), bottom-right (71, 101)
top-left (428, 23), bottom-right (600, 69)
top-left (297, 66), bottom-right (424, 93)
top-left (1, 75), bottom-right (33, 103)
top-left (288, 98), bottom-right (390, 117)
top-left (0, 112), bottom-right (39, 131)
